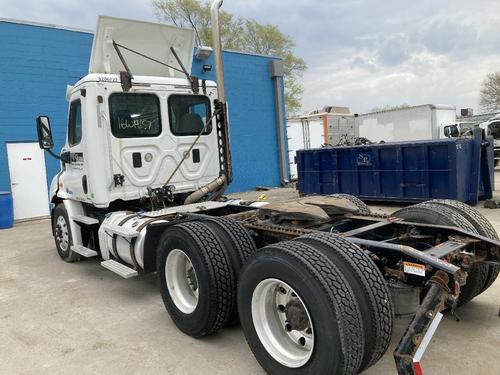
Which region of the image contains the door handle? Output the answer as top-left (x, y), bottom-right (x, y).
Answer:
top-left (11, 182), bottom-right (18, 186)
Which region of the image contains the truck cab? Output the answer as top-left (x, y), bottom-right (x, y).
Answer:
top-left (38, 16), bottom-right (228, 210)
top-left (480, 114), bottom-right (500, 167)
top-left (58, 73), bottom-right (220, 208)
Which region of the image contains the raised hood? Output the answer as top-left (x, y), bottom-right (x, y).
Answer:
top-left (89, 16), bottom-right (195, 78)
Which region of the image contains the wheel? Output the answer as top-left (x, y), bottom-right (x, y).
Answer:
top-left (330, 193), bottom-right (371, 214)
top-left (238, 240), bottom-right (364, 375)
top-left (200, 217), bottom-right (257, 325)
top-left (156, 221), bottom-right (235, 337)
top-left (420, 200), bottom-right (499, 293)
top-left (52, 203), bottom-right (80, 262)
top-left (393, 203), bottom-right (488, 306)
top-left (294, 232), bottom-right (393, 371)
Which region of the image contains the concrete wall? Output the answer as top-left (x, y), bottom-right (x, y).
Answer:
top-left (0, 19), bottom-right (286, 195)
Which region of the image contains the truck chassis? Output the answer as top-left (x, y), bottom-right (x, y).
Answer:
top-left (53, 195), bottom-right (500, 375)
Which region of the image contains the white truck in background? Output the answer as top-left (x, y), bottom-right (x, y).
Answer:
top-left (479, 114), bottom-right (500, 167)
top-left (354, 104), bottom-right (459, 142)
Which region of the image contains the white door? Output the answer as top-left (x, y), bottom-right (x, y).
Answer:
top-left (6, 142), bottom-right (50, 220)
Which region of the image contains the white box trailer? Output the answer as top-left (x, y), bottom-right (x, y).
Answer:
top-left (286, 115), bottom-right (326, 179)
top-left (355, 104), bottom-right (457, 142)
top-left (287, 108), bottom-right (354, 179)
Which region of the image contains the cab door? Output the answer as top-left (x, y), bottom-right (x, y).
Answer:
top-left (60, 94), bottom-right (89, 202)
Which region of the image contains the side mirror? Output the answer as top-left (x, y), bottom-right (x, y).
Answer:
top-left (36, 116), bottom-right (54, 149)
top-left (444, 126), bottom-right (451, 138)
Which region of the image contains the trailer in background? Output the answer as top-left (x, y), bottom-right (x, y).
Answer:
top-left (286, 107), bottom-right (353, 179)
top-left (354, 104), bottom-right (457, 142)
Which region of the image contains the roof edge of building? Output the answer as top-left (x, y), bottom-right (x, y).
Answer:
top-left (0, 17), bottom-right (94, 34)
top-left (0, 17), bottom-right (281, 61)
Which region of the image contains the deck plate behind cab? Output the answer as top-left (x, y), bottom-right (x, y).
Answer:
top-left (258, 196), bottom-right (359, 223)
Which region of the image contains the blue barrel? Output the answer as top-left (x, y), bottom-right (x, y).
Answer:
top-left (0, 191), bottom-right (14, 229)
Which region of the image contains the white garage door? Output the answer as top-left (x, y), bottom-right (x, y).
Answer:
top-left (6, 142), bottom-right (50, 220)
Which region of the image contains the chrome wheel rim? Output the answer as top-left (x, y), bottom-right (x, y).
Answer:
top-left (56, 216), bottom-right (69, 251)
top-left (251, 278), bottom-right (314, 368)
top-left (165, 249), bottom-right (199, 314)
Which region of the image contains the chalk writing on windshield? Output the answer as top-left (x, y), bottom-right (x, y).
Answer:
top-left (118, 117), bottom-right (153, 130)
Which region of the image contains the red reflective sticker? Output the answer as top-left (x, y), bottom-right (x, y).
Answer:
top-left (413, 361), bottom-right (423, 375)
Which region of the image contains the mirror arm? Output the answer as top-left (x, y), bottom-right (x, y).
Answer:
top-left (45, 149), bottom-right (61, 160)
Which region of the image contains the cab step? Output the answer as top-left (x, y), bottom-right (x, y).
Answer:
top-left (101, 223), bottom-right (139, 239)
top-left (101, 260), bottom-right (138, 279)
top-left (72, 215), bottom-right (99, 226)
top-left (71, 245), bottom-right (98, 258)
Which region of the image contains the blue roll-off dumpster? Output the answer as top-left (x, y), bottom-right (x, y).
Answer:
top-left (297, 131), bottom-right (494, 205)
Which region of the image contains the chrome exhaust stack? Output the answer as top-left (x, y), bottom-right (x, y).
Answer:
top-left (183, 0), bottom-right (231, 205)
top-left (211, 0), bottom-right (226, 103)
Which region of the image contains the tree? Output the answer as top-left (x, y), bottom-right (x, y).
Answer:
top-left (152, 0), bottom-right (306, 113)
top-left (479, 71), bottom-right (500, 113)
top-left (371, 104), bottom-right (410, 112)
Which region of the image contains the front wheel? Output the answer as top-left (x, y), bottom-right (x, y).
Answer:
top-left (52, 203), bottom-right (80, 262)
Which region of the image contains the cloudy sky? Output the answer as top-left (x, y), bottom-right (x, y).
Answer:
top-left (1, 0), bottom-right (500, 114)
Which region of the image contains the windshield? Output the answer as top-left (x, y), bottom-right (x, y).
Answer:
top-left (109, 93), bottom-right (162, 138)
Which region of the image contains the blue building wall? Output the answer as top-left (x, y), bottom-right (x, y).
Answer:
top-left (0, 19), bottom-right (286, 194)
top-left (192, 52), bottom-right (285, 192)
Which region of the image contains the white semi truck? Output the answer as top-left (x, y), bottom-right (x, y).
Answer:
top-left (35, 2), bottom-right (499, 374)
top-left (480, 114), bottom-right (500, 167)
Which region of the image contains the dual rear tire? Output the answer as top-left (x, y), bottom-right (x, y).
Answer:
top-left (237, 235), bottom-right (393, 375)
top-left (156, 218), bottom-right (256, 337)
top-left (393, 200), bottom-right (498, 305)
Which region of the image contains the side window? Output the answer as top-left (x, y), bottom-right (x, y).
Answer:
top-left (109, 93), bottom-right (162, 138)
top-left (168, 95), bottom-right (211, 136)
top-left (68, 100), bottom-right (82, 146)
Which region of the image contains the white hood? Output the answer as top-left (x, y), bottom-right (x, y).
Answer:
top-left (89, 16), bottom-right (195, 78)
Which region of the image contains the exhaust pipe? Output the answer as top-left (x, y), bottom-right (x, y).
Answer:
top-left (211, 0), bottom-right (226, 103)
top-left (184, 0), bottom-right (231, 205)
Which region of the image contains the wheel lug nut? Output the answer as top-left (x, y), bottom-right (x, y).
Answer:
top-left (299, 337), bottom-right (306, 346)
top-left (285, 323), bottom-right (292, 332)
top-left (278, 304), bottom-right (286, 312)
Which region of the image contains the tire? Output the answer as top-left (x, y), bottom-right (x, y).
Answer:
top-left (420, 200), bottom-right (499, 293)
top-left (393, 203), bottom-right (488, 306)
top-left (197, 216), bottom-right (257, 265)
top-left (201, 217), bottom-right (257, 325)
top-left (238, 240), bottom-right (365, 375)
top-left (156, 221), bottom-right (235, 337)
top-left (294, 232), bottom-right (393, 371)
top-left (52, 203), bottom-right (80, 262)
top-left (330, 193), bottom-right (371, 214)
